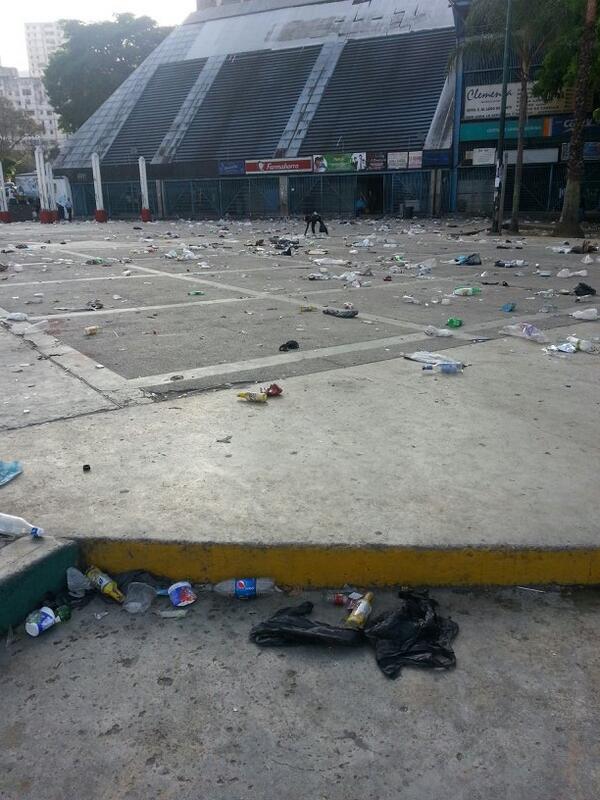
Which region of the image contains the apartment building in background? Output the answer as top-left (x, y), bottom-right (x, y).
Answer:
top-left (0, 22), bottom-right (69, 150)
top-left (25, 21), bottom-right (66, 78)
top-left (0, 66), bottom-right (68, 147)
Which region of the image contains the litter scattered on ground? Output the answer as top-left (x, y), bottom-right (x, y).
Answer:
top-left (571, 307), bottom-right (598, 320)
top-left (86, 566), bottom-right (125, 602)
top-left (424, 326), bottom-right (453, 338)
top-left (279, 340), bottom-right (299, 352)
top-left (250, 591), bottom-right (458, 680)
top-left (237, 391), bottom-right (268, 403)
top-left (0, 460), bottom-right (23, 487)
top-left (323, 307), bottom-right (359, 318)
top-left (501, 322), bottom-right (548, 342)
top-left (168, 581), bottom-right (197, 607)
top-left (84, 325), bottom-right (100, 336)
top-left (0, 512), bottom-right (43, 538)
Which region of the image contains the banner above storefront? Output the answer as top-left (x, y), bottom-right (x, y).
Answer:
top-left (464, 83), bottom-right (574, 121)
top-left (218, 160), bottom-right (245, 176)
top-left (460, 118), bottom-right (552, 142)
top-left (313, 153), bottom-right (366, 172)
top-left (245, 158), bottom-right (313, 173)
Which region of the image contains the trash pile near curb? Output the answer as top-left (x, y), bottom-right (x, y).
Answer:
top-left (10, 541), bottom-right (459, 681)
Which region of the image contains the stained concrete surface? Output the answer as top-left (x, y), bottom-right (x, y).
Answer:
top-left (1, 588), bottom-right (599, 800)
top-left (0, 218), bottom-right (599, 549)
top-left (0, 321), bottom-right (598, 547)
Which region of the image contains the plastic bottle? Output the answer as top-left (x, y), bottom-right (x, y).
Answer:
top-left (346, 592), bottom-right (374, 629)
top-left (453, 287), bottom-right (481, 297)
top-left (424, 326), bottom-right (453, 337)
top-left (25, 605), bottom-right (70, 637)
top-left (566, 336), bottom-right (594, 352)
top-left (0, 513), bottom-right (44, 539)
top-left (86, 566), bottom-right (125, 603)
top-left (213, 578), bottom-right (276, 599)
top-left (571, 307), bottom-right (598, 321)
top-left (446, 317), bottom-right (463, 328)
top-left (237, 391), bottom-right (268, 403)
top-left (422, 363), bottom-right (463, 375)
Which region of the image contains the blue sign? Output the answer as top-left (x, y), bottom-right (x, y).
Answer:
top-left (551, 116), bottom-right (600, 138)
top-left (422, 150), bottom-right (451, 168)
top-left (218, 160), bottom-right (245, 176)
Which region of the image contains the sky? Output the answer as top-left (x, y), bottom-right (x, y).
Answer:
top-left (1, 1), bottom-right (195, 72)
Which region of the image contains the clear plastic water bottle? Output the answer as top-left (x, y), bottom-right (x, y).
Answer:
top-left (0, 513), bottom-right (44, 538)
top-left (213, 578), bottom-right (276, 599)
top-left (422, 363), bottom-right (463, 375)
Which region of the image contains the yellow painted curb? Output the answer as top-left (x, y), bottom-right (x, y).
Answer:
top-left (78, 539), bottom-right (600, 586)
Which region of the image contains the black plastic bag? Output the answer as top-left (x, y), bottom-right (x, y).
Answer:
top-left (364, 591), bottom-right (458, 680)
top-left (573, 282), bottom-right (596, 297)
top-left (250, 602), bottom-right (363, 647)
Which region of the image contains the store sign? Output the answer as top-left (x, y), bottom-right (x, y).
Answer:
top-left (408, 151), bottom-right (423, 169)
top-left (551, 116), bottom-right (600, 138)
top-left (387, 152), bottom-right (408, 170)
top-left (366, 152), bottom-right (386, 171)
top-left (460, 118), bottom-right (551, 142)
top-left (313, 153), bottom-right (366, 172)
top-left (245, 158), bottom-right (312, 173)
top-left (505, 148), bottom-right (559, 165)
top-left (561, 141), bottom-right (600, 162)
top-left (464, 83), bottom-right (573, 120)
top-left (472, 147), bottom-right (496, 166)
top-left (422, 150), bottom-right (451, 167)
top-left (218, 160), bottom-right (245, 176)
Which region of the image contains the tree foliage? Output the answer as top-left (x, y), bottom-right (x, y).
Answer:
top-left (43, 14), bottom-right (173, 133)
top-left (534, 0), bottom-right (600, 99)
top-left (0, 96), bottom-right (42, 166)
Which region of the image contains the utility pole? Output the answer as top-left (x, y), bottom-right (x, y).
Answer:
top-left (491, 0), bottom-right (513, 234)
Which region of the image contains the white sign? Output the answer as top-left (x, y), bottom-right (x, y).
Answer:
top-left (464, 83), bottom-right (573, 120)
top-left (472, 147), bottom-right (496, 166)
top-left (504, 148), bottom-right (559, 165)
top-left (408, 151), bottom-right (423, 169)
top-left (387, 152), bottom-right (408, 170)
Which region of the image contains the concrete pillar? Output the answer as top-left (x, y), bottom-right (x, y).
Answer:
top-left (279, 176), bottom-right (289, 217)
top-left (155, 180), bottom-right (165, 219)
top-left (0, 161), bottom-right (11, 223)
top-left (35, 146), bottom-right (53, 224)
top-left (92, 153), bottom-right (108, 223)
top-left (138, 156), bottom-right (152, 222)
top-left (45, 162), bottom-right (58, 222)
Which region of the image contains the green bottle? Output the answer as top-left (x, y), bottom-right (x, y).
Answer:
top-left (446, 318), bottom-right (463, 328)
top-left (453, 287), bottom-right (481, 297)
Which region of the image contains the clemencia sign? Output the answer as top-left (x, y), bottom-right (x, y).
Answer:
top-left (464, 83), bottom-right (573, 120)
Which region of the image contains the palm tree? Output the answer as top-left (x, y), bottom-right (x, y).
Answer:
top-left (557, 0), bottom-right (598, 237)
top-left (460, 0), bottom-right (566, 232)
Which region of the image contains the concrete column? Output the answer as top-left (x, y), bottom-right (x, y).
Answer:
top-left (138, 156), bottom-right (152, 222)
top-left (45, 162), bottom-right (58, 222)
top-left (155, 179), bottom-right (165, 219)
top-left (279, 176), bottom-right (289, 217)
top-left (35, 146), bottom-right (53, 224)
top-left (0, 161), bottom-right (11, 223)
top-left (92, 153), bottom-right (108, 223)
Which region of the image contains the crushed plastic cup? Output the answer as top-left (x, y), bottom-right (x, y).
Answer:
top-left (25, 607), bottom-right (58, 637)
top-left (168, 581), bottom-right (197, 607)
top-left (123, 582), bottom-right (156, 614)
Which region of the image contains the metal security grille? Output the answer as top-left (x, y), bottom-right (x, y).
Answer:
top-left (71, 182), bottom-right (157, 218)
top-left (163, 178), bottom-right (280, 218)
top-left (388, 172), bottom-right (431, 216)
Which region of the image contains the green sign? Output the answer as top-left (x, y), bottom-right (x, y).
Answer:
top-left (460, 118), bottom-right (548, 142)
top-left (313, 153), bottom-right (366, 172)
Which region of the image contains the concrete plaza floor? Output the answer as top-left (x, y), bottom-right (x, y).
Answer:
top-left (0, 217), bottom-right (599, 563)
top-left (1, 587), bottom-right (599, 800)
